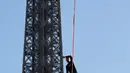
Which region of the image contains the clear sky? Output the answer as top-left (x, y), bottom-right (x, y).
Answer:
top-left (0, 0), bottom-right (130, 73)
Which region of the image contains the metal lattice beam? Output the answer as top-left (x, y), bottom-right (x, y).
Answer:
top-left (22, 0), bottom-right (63, 73)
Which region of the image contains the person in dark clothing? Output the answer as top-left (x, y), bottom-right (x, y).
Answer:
top-left (63, 55), bottom-right (77, 73)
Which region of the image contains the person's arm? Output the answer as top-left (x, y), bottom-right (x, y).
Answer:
top-left (63, 55), bottom-right (73, 62)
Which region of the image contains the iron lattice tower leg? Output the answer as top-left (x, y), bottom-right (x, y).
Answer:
top-left (22, 0), bottom-right (63, 73)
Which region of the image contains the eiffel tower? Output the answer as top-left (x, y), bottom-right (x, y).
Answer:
top-left (22, 0), bottom-right (63, 73)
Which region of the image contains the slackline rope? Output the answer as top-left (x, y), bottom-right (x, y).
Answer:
top-left (72, 0), bottom-right (76, 73)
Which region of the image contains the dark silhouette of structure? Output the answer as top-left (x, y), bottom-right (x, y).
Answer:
top-left (22, 0), bottom-right (63, 73)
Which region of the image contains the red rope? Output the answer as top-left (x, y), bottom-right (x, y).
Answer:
top-left (72, 0), bottom-right (76, 73)
top-left (72, 0), bottom-right (76, 63)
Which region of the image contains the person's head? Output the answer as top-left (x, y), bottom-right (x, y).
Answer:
top-left (63, 55), bottom-right (72, 63)
top-left (66, 57), bottom-right (70, 63)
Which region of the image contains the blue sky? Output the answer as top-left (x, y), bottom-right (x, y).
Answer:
top-left (0, 0), bottom-right (130, 73)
